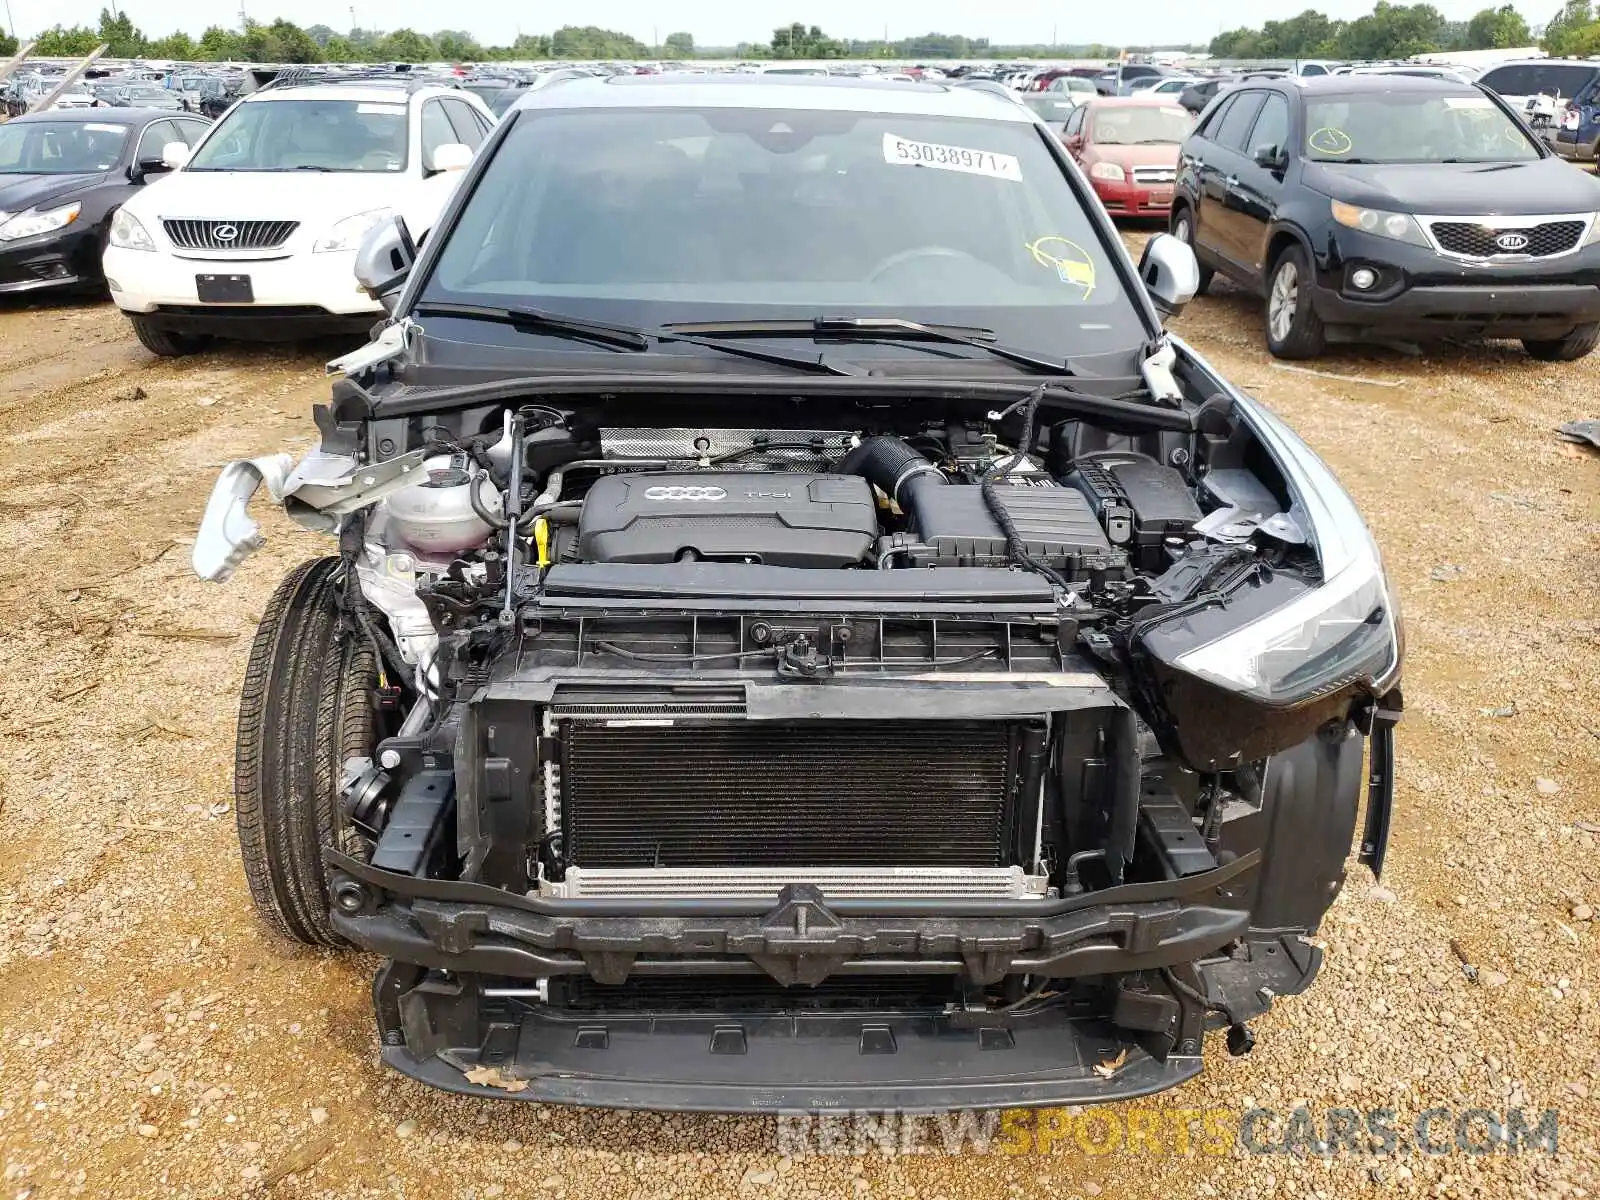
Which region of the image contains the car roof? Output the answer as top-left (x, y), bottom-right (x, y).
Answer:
top-left (8, 107), bottom-right (180, 126)
top-left (1482, 57), bottom-right (1600, 68)
top-left (242, 82), bottom-right (441, 105)
top-left (515, 73), bottom-right (1034, 122)
top-left (1080, 94), bottom-right (1190, 106)
top-left (1256, 74), bottom-right (1484, 98)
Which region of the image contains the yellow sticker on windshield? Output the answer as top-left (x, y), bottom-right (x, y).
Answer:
top-left (1027, 236), bottom-right (1096, 298)
top-left (1308, 127), bottom-right (1353, 155)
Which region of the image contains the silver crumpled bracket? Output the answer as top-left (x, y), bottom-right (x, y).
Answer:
top-left (192, 447), bottom-right (431, 583)
top-left (191, 454), bottom-right (296, 583)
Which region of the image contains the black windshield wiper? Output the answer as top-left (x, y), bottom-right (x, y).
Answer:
top-left (411, 302), bottom-right (862, 375)
top-left (663, 316), bottom-right (1075, 375)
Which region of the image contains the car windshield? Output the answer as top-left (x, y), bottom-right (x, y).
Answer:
top-left (1479, 63), bottom-right (1597, 97)
top-left (1090, 105), bottom-right (1193, 144)
top-left (126, 86), bottom-right (170, 101)
top-left (420, 108), bottom-right (1147, 353)
top-left (1305, 93), bottom-right (1539, 163)
top-left (0, 121), bottom-right (128, 173)
top-left (185, 98), bottom-right (409, 172)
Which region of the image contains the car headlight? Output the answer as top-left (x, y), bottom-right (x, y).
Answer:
top-left (1582, 213), bottom-right (1600, 246)
top-left (0, 201), bottom-right (81, 242)
top-left (1172, 396), bottom-right (1402, 704)
top-left (1330, 200), bottom-right (1428, 248)
top-left (314, 208), bottom-right (394, 253)
top-left (109, 208), bottom-right (155, 251)
top-left (1089, 161), bottom-right (1126, 181)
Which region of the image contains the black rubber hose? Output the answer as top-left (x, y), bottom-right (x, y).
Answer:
top-left (980, 383), bottom-right (1076, 593)
top-left (336, 521), bottom-right (414, 688)
top-left (836, 435), bottom-right (947, 506)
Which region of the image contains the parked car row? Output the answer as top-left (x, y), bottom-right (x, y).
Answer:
top-left (7, 65), bottom-right (1599, 369)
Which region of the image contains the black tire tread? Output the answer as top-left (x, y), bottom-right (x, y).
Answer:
top-left (1523, 322), bottom-right (1600, 362)
top-left (234, 558), bottom-right (376, 947)
top-left (128, 313), bottom-right (205, 357)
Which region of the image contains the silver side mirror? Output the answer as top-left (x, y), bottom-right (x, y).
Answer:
top-left (354, 214), bottom-right (418, 314)
top-left (1138, 232), bottom-right (1200, 318)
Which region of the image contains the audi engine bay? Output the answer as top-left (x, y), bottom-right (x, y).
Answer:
top-left (195, 370), bottom-right (1402, 1110)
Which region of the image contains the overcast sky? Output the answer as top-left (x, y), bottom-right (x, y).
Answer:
top-left (4, 0), bottom-right (1553, 47)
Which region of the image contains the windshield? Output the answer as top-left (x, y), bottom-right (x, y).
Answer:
top-left (1305, 93), bottom-right (1539, 163)
top-left (0, 121), bottom-right (127, 173)
top-left (1090, 105), bottom-right (1193, 144)
top-left (419, 107), bottom-right (1146, 355)
top-left (1479, 63), bottom-right (1597, 97)
top-left (126, 86), bottom-right (170, 101)
top-left (186, 98), bottom-right (409, 172)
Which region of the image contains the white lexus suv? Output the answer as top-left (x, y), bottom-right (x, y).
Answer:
top-left (103, 75), bottom-right (492, 355)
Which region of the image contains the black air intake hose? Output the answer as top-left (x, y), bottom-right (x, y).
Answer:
top-left (837, 435), bottom-right (946, 506)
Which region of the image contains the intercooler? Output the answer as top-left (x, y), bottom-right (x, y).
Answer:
top-left (548, 719), bottom-right (1046, 900)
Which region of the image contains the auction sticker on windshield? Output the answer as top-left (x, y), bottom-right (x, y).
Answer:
top-left (882, 133), bottom-right (1023, 181)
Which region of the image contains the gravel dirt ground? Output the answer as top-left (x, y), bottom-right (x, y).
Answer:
top-left (0, 261), bottom-right (1596, 1200)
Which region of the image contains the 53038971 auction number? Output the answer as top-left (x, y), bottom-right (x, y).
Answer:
top-left (882, 133), bottom-right (1023, 181)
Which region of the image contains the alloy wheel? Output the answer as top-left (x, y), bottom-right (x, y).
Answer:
top-left (1269, 260), bottom-right (1299, 343)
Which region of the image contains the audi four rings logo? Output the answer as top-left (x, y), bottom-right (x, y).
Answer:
top-left (644, 485), bottom-right (727, 501)
top-left (214, 224), bottom-right (239, 242)
top-left (1495, 232), bottom-right (1530, 252)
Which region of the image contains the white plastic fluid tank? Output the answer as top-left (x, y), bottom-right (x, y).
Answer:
top-left (386, 458), bottom-right (501, 553)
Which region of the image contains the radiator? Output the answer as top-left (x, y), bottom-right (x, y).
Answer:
top-left (556, 719), bottom-right (1015, 870)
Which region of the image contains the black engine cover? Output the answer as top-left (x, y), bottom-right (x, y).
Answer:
top-left (576, 472), bottom-right (878, 568)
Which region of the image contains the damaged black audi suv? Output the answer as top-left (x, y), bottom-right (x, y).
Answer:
top-left (193, 73), bottom-right (1403, 1110)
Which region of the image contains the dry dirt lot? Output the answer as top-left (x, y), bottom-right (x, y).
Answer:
top-left (0, 270), bottom-right (1596, 1200)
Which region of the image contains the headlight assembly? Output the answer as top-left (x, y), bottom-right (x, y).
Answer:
top-left (1330, 200), bottom-right (1428, 248)
top-left (314, 208), bottom-right (394, 253)
top-left (0, 201), bottom-right (81, 242)
top-left (109, 208), bottom-right (155, 251)
top-left (1089, 161), bottom-right (1126, 182)
top-left (1170, 394), bottom-right (1402, 706)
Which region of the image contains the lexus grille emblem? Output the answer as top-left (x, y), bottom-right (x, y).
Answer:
top-left (213, 224), bottom-right (239, 242)
top-left (644, 485), bottom-right (727, 501)
top-left (1494, 231), bottom-right (1530, 252)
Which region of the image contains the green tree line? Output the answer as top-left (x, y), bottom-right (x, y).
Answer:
top-left (22, 11), bottom-right (660, 63)
top-left (1206, 2), bottom-right (1548, 59)
top-left (13, 10), bottom-right (1196, 65)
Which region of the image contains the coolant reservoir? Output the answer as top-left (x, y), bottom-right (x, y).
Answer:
top-left (386, 459), bottom-right (501, 553)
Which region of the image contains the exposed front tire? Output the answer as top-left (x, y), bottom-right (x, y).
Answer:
top-left (235, 557), bottom-right (379, 947)
top-left (1169, 207), bottom-right (1212, 295)
top-left (128, 313), bottom-right (208, 357)
top-left (1523, 322), bottom-right (1600, 362)
top-left (1264, 244), bottom-right (1327, 359)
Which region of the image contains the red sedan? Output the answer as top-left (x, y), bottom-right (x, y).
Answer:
top-left (1061, 96), bottom-right (1195, 217)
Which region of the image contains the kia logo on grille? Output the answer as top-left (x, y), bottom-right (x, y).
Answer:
top-left (1494, 231), bottom-right (1530, 252)
top-left (213, 224), bottom-right (238, 242)
top-left (643, 485), bottom-right (727, 501)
